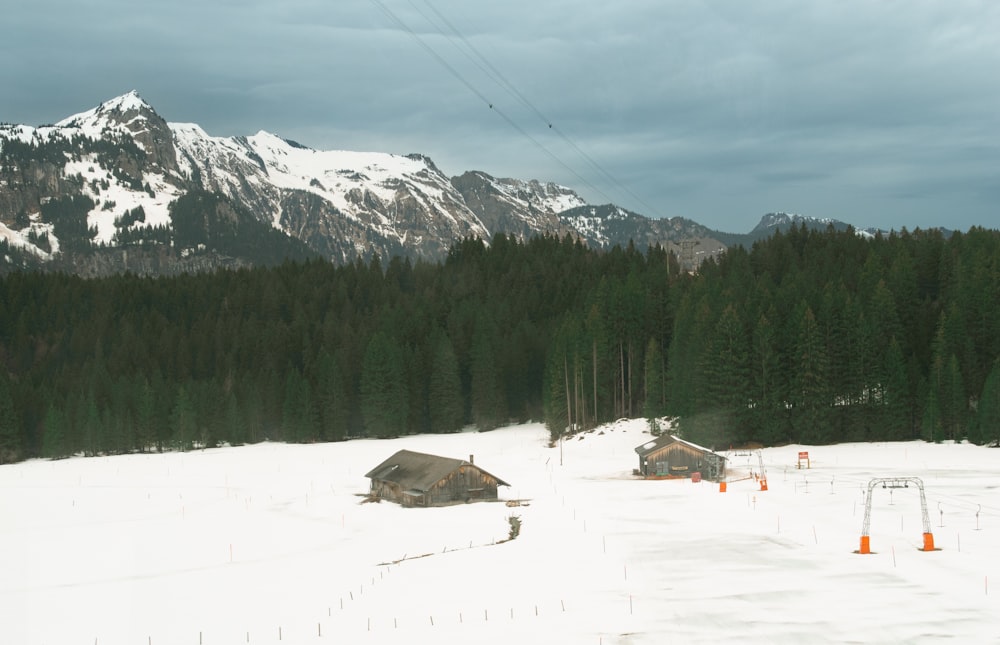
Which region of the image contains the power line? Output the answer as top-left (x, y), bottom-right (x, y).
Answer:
top-left (371, 0), bottom-right (660, 216)
top-left (415, 1), bottom-right (548, 125)
top-left (370, 0), bottom-right (616, 204)
top-left (369, 0), bottom-right (490, 107)
top-left (415, 0), bottom-right (665, 218)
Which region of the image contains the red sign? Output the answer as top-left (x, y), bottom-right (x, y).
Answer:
top-left (798, 451), bottom-right (809, 459)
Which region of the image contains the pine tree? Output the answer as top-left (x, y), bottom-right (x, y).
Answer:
top-left (929, 317), bottom-right (968, 441)
top-left (428, 332), bottom-right (464, 434)
top-left (940, 354), bottom-right (967, 441)
top-left (921, 388), bottom-right (945, 443)
top-left (750, 311), bottom-right (785, 445)
top-left (221, 387), bottom-right (243, 446)
top-left (791, 305), bottom-right (830, 444)
top-left (705, 304), bottom-right (752, 443)
top-left (315, 349), bottom-right (350, 442)
top-left (642, 337), bottom-right (665, 421)
top-left (665, 291), bottom-right (705, 419)
top-left (470, 314), bottom-right (506, 431)
top-left (972, 360), bottom-right (1000, 446)
top-left (880, 338), bottom-right (911, 440)
top-left (171, 384), bottom-right (197, 450)
top-left (360, 332), bottom-right (408, 438)
top-left (0, 372), bottom-right (22, 464)
top-left (136, 378), bottom-right (157, 452)
top-left (543, 346), bottom-right (570, 443)
top-left (78, 393), bottom-right (103, 457)
top-left (282, 369), bottom-right (317, 443)
top-left (41, 402), bottom-right (68, 459)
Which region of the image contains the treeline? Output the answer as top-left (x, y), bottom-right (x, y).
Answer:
top-left (663, 225), bottom-right (1000, 448)
top-left (0, 234), bottom-right (668, 461)
top-left (0, 226), bottom-right (998, 463)
top-left (543, 226), bottom-right (998, 449)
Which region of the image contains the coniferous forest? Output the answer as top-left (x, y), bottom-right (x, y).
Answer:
top-left (1, 225), bottom-right (999, 464)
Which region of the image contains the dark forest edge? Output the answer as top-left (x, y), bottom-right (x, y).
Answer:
top-left (1, 225), bottom-right (999, 464)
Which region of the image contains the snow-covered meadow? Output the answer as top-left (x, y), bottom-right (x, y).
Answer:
top-left (2, 419), bottom-right (998, 644)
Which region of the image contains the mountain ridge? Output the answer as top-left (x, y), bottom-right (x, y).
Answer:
top-left (1, 91), bottom-right (874, 276)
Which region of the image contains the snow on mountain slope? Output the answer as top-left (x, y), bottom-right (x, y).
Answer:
top-left (1, 91), bottom-right (640, 270)
top-left (754, 211), bottom-right (837, 232)
top-left (56, 90), bottom-right (155, 142)
top-left (449, 171), bottom-right (585, 239)
top-left (560, 205), bottom-right (630, 247)
top-left (485, 175), bottom-right (586, 216)
top-left (0, 218), bottom-right (58, 258)
top-left (1, 91), bottom-right (183, 247)
top-left (64, 155), bottom-right (181, 244)
top-left (170, 121), bottom-right (492, 259)
top-left (241, 130), bottom-right (482, 233)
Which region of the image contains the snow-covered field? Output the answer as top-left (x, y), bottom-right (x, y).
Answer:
top-left (2, 419), bottom-right (998, 644)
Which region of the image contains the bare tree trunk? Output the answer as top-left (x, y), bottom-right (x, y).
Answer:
top-left (564, 354), bottom-right (572, 433)
top-left (574, 357), bottom-right (583, 430)
top-left (619, 341), bottom-right (625, 418)
top-left (627, 339), bottom-right (634, 417)
top-left (592, 339), bottom-right (598, 426)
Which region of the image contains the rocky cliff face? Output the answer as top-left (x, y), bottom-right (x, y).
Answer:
top-left (450, 171), bottom-right (584, 240)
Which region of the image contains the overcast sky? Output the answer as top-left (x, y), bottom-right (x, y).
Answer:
top-left (3, 1), bottom-right (998, 233)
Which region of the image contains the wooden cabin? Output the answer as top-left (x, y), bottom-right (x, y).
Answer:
top-left (364, 449), bottom-right (510, 507)
top-left (634, 435), bottom-right (727, 482)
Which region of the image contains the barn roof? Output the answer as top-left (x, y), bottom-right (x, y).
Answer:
top-left (364, 449), bottom-right (510, 491)
top-left (634, 434), bottom-right (727, 460)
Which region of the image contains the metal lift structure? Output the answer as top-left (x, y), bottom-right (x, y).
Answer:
top-left (857, 477), bottom-right (936, 554)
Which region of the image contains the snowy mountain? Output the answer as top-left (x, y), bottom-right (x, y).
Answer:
top-left (749, 212), bottom-right (855, 238)
top-left (450, 171), bottom-right (585, 240)
top-left (0, 92), bottom-right (607, 274)
top-left (559, 204), bottom-right (729, 267)
top-left (1, 91), bottom-right (866, 276)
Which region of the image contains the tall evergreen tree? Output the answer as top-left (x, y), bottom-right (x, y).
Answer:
top-left (470, 314), bottom-right (506, 431)
top-left (359, 332), bottom-right (408, 438)
top-left (972, 360), bottom-right (1000, 446)
top-left (791, 305), bottom-right (830, 444)
top-left (642, 337), bottom-right (666, 421)
top-left (880, 338), bottom-right (911, 440)
top-left (940, 354), bottom-right (967, 441)
top-left (171, 384), bottom-right (197, 450)
top-left (135, 378), bottom-right (157, 452)
top-left (705, 304), bottom-right (752, 443)
top-left (543, 343), bottom-right (570, 443)
top-left (0, 372), bottom-right (21, 464)
top-left (282, 368), bottom-right (317, 443)
top-left (41, 402), bottom-right (68, 459)
top-left (74, 391), bottom-right (103, 458)
top-left (428, 331), bottom-right (464, 434)
top-left (921, 387), bottom-right (945, 443)
top-left (750, 311), bottom-right (785, 444)
top-left (315, 349), bottom-right (350, 442)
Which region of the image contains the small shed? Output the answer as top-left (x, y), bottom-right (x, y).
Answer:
top-left (634, 435), bottom-right (727, 482)
top-left (364, 449), bottom-right (510, 507)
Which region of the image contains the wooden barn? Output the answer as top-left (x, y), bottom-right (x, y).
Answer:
top-left (364, 450), bottom-right (510, 507)
top-left (634, 435), bottom-right (727, 482)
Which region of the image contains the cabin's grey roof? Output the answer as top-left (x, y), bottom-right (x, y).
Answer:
top-left (634, 434), bottom-right (726, 460)
top-left (365, 449), bottom-right (509, 491)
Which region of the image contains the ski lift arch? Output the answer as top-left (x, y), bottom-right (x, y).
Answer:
top-left (857, 477), bottom-right (936, 554)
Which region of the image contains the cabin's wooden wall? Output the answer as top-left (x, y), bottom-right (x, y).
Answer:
top-left (426, 466), bottom-right (500, 505)
top-left (370, 465), bottom-right (501, 506)
top-left (643, 443), bottom-right (710, 476)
